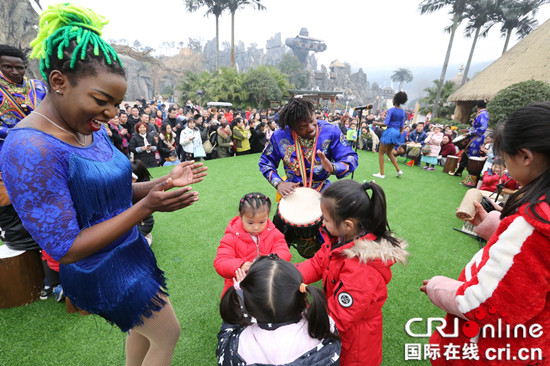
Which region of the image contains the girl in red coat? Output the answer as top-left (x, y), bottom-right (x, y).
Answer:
top-left (478, 157), bottom-right (519, 194)
top-left (214, 192), bottom-right (291, 297)
top-left (421, 102), bottom-right (550, 365)
top-left (296, 179), bottom-right (408, 365)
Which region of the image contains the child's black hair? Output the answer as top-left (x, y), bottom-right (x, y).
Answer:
top-left (321, 179), bottom-right (400, 247)
top-left (219, 255), bottom-right (338, 341)
top-left (131, 160), bottom-right (152, 183)
top-left (491, 156), bottom-right (504, 167)
top-left (239, 192), bottom-right (271, 217)
top-left (494, 102), bottom-right (550, 224)
top-left (278, 98), bottom-right (314, 130)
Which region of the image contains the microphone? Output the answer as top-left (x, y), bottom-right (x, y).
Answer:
top-left (353, 104), bottom-right (373, 110)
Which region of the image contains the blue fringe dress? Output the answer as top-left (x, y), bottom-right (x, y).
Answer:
top-left (0, 127), bottom-right (167, 332)
top-left (380, 107), bottom-right (406, 146)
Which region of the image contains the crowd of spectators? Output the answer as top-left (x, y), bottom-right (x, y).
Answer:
top-left (114, 97), bottom-right (470, 175)
top-left (109, 98), bottom-right (294, 167)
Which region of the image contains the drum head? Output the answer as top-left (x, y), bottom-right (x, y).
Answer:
top-left (0, 245), bottom-right (25, 259)
top-left (453, 135), bottom-right (466, 143)
top-left (278, 187), bottom-right (322, 226)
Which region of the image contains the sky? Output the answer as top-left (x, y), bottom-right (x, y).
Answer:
top-left (36, 0), bottom-right (550, 74)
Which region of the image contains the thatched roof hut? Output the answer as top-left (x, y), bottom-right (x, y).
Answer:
top-left (448, 18), bottom-right (550, 124)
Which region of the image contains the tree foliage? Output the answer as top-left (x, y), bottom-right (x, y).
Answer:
top-left (185, 0), bottom-right (227, 68)
top-left (461, 0), bottom-right (500, 84)
top-left (187, 38), bottom-right (203, 54)
top-left (244, 66), bottom-right (289, 108)
top-left (487, 80), bottom-right (550, 127)
top-left (226, 0), bottom-right (266, 67)
top-left (418, 0), bottom-right (469, 117)
top-left (278, 54), bottom-right (310, 89)
top-left (419, 79), bottom-right (458, 118)
top-left (491, 0), bottom-right (549, 53)
top-left (177, 66), bottom-right (291, 108)
top-left (391, 68), bottom-right (413, 91)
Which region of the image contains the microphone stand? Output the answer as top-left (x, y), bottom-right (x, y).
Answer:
top-left (351, 107), bottom-right (371, 179)
top-left (490, 176), bottom-right (513, 203)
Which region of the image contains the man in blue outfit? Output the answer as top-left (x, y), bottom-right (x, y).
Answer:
top-left (258, 97), bottom-right (358, 257)
top-left (0, 44), bottom-right (47, 250)
top-left (0, 45), bottom-right (47, 151)
top-left (259, 97), bottom-right (358, 196)
top-left (451, 100), bottom-right (489, 182)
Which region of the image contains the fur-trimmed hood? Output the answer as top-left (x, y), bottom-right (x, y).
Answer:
top-left (340, 236), bottom-right (408, 285)
top-left (342, 236), bottom-right (408, 266)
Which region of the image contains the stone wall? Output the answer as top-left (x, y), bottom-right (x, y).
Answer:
top-left (119, 55), bottom-right (153, 101)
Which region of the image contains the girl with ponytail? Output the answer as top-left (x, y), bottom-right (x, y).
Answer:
top-left (296, 179), bottom-right (408, 365)
top-left (214, 192), bottom-right (291, 297)
top-left (421, 102), bottom-right (550, 365)
top-left (217, 255), bottom-right (341, 365)
top-left (0, 4), bottom-right (207, 365)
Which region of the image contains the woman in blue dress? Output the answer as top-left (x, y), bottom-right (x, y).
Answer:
top-left (0, 4), bottom-right (207, 365)
top-left (373, 91), bottom-right (408, 179)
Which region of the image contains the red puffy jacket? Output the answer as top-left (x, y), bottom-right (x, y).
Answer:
top-left (430, 201), bottom-right (550, 365)
top-left (214, 215), bottom-right (291, 296)
top-left (296, 232), bottom-right (407, 366)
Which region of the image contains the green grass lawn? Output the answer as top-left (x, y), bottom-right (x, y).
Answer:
top-left (0, 151), bottom-right (480, 365)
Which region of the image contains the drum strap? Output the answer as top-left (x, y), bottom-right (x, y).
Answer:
top-left (292, 129), bottom-right (319, 188)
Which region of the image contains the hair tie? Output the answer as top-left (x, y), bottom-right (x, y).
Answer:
top-left (299, 283), bottom-right (307, 293)
top-left (362, 180), bottom-right (375, 191)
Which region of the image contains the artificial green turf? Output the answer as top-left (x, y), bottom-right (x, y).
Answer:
top-left (0, 151), bottom-right (481, 365)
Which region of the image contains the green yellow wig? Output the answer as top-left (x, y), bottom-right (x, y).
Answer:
top-left (30, 3), bottom-right (124, 83)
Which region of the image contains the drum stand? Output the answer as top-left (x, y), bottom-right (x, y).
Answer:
top-left (488, 177), bottom-right (513, 203)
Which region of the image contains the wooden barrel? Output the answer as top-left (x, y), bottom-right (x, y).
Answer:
top-left (0, 246), bottom-right (44, 308)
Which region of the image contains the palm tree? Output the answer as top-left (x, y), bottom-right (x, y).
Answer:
top-left (420, 79), bottom-right (459, 118)
top-left (225, 0), bottom-right (266, 68)
top-left (213, 67), bottom-right (250, 103)
top-left (492, 0), bottom-right (549, 54)
top-left (461, 0), bottom-right (500, 85)
top-left (391, 68), bottom-right (413, 91)
top-left (419, 0), bottom-right (469, 117)
top-left (177, 70), bottom-right (215, 104)
top-left (185, 0), bottom-right (227, 69)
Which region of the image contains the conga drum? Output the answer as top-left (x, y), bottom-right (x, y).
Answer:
top-left (406, 143), bottom-right (422, 165)
top-left (0, 245), bottom-right (44, 308)
top-left (463, 156), bottom-right (487, 187)
top-left (443, 155), bottom-right (459, 173)
top-left (453, 135), bottom-right (471, 150)
top-left (467, 156), bottom-right (486, 178)
top-left (277, 187), bottom-right (323, 258)
top-left (406, 143), bottom-right (421, 160)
